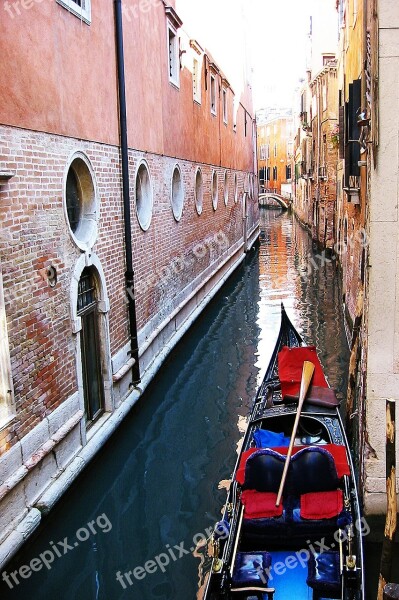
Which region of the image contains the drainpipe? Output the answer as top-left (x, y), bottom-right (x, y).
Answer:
top-left (114, 0), bottom-right (141, 384)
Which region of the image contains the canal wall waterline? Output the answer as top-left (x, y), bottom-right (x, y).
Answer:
top-left (0, 225), bottom-right (259, 572)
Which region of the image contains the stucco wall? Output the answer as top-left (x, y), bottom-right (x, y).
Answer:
top-left (364, 0), bottom-right (399, 514)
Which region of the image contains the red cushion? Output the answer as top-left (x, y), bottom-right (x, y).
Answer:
top-left (300, 489), bottom-right (343, 520)
top-left (236, 444), bottom-right (350, 485)
top-left (278, 346), bottom-right (328, 397)
top-left (241, 489), bottom-right (283, 519)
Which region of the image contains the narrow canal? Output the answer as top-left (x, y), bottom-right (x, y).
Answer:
top-left (1, 210), bottom-right (385, 599)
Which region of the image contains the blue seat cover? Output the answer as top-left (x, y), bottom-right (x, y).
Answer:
top-left (306, 551), bottom-right (341, 595)
top-left (232, 551), bottom-right (272, 588)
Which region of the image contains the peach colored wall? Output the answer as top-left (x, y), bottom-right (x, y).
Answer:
top-left (0, 0), bottom-right (254, 172)
top-left (257, 117), bottom-right (291, 194)
top-left (0, 1), bottom-right (119, 145)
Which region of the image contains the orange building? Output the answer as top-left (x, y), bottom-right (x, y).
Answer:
top-left (257, 116), bottom-right (294, 198)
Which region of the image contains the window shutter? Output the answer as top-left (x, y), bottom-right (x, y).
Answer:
top-left (339, 105), bottom-right (345, 160)
top-left (348, 80), bottom-right (361, 177)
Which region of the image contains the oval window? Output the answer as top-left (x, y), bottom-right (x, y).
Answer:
top-left (64, 152), bottom-right (98, 251)
top-left (135, 161), bottom-right (153, 231)
top-left (171, 165), bottom-right (184, 221)
top-left (195, 168), bottom-right (203, 215)
top-left (224, 171), bottom-right (229, 206)
top-left (212, 170), bottom-right (218, 210)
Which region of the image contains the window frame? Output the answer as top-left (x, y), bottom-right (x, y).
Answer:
top-left (63, 151), bottom-right (98, 253)
top-left (210, 73), bottom-right (217, 116)
top-left (135, 160), bottom-right (153, 231)
top-left (56, 0), bottom-right (91, 24)
top-left (211, 170), bottom-right (218, 210)
top-left (224, 171), bottom-right (229, 205)
top-left (194, 167), bottom-right (203, 215)
top-left (167, 20), bottom-right (180, 89)
top-left (222, 87), bottom-right (228, 124)
top-left (193, 57), bottom-right (201, 104)
top-left (171, 164), bottom-right (184, 221)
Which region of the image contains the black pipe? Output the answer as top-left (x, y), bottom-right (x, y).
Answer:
top-left (114, 0), bottom-right (141, 384)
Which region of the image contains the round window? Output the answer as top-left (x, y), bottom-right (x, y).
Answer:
top-left (212, 170), bottom-right (218, 210)
top-left (64, 152), bottom-right (98, 251)
top-left (135, 161), bottom-right (153, 231)
top-left (171, 165), bottom-right (184, 221)
top-left (195, 168), bottom-right (203, 215)
top-left (224, 171), bottom-right (229, 206)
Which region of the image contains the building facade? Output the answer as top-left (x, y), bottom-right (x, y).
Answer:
top-left (0, 0), bottom-right (258, 565)
top-left (294, 56), bottom-right (338, 250)
top-left (292, 0), bottom-right (399, 515)
top-left (257, 116), bottom-right (293, 198)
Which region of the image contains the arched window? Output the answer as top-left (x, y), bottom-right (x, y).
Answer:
top-left (77, 268), bottom-right (105, 425)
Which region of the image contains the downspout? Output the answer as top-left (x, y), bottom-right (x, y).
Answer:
top-left (114, 0), bottom-right (141, 384)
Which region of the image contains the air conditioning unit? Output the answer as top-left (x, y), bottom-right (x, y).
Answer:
top-left (319, 166), bottom-right (327, 180)
top-left (344, 187), bottom-right (360, 205)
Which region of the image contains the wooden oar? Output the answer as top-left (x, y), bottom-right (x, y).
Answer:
top-left (276, 360), bottom-right (315, 506)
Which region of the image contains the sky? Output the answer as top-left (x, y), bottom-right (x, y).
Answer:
top-left (177, 0), bottom-right (339, 111)
top-left (250, 0), bottom-right (339, 110)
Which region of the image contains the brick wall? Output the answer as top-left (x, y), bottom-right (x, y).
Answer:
top-left (0, 125), bottom-right (257, 454)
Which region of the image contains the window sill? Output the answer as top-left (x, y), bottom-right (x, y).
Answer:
top-left (85, 412), bottom-right (112, 443)
top-left (56, 0), bottom-right (91, 24)
top-left (169, 77), bottom-right (180, 90)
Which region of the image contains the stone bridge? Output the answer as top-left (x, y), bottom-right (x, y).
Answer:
top-left (259, 193), bottom-right (290, 210)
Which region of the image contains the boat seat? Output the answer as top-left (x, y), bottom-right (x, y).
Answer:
top-left (242, 449), bottom-right (285, 492)
top-left (236, 444), bottom-right (350, 486)
top-left (306, 551), bottom-right (341, 599)
top-left (231, 551), bottom-right (275, 599)
top-left (290, 447), bottom-right (340, 495)
top-left (242, 447), bottom-right (339, 497)
top-left (240, 447), bottom-right (343, 542)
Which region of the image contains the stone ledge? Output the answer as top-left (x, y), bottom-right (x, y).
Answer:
top-left (112, 357), bottom-right (135, 382)
top-left (0, 411), bottom-right (83, 504)
top-left (0, 509), bottom-right (41, 567)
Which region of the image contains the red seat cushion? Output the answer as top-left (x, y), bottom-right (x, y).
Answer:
top-left (241, 490), bottom-right (283, 519)
top-left (300, 490), bottom-right (343, 520)
top-left (278, 346), bottom-right (328, 397)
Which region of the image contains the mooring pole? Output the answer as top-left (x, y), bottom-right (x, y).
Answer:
top-left (377, 399), bottom-right (397, 600)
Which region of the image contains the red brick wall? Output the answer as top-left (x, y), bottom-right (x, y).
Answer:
top-left (0, 125), bottom-right (257, 453)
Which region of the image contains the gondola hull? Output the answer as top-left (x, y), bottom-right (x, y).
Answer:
top-left (204, 305), bottom-right (365, 600)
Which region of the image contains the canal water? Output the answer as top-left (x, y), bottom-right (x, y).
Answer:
top-left (1, 210), bottom-right (389, 599)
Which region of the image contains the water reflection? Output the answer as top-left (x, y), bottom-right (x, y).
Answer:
top-left (1, 209), bottom-right (350, 600)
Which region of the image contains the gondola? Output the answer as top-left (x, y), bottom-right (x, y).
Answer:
top-left (204, 304), bottom-right (365, 600)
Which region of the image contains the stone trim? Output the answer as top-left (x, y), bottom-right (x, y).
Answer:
top-left (0, 411), bottom-right (83, 504)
